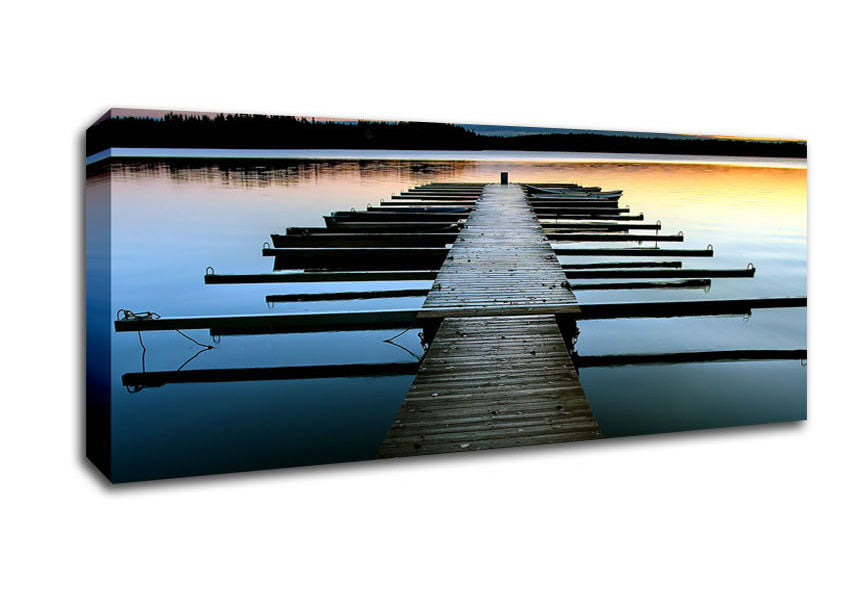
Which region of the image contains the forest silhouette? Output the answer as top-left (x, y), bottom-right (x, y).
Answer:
top-left (86, 113), bottom-right (806, 158)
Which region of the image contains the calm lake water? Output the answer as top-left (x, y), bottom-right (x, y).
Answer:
top-left (87, 153), bottom-right (807, 482)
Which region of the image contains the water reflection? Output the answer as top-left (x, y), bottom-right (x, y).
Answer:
top-left (104, 158), bottom-right (476, 188)
top-left (98, 155), bottom-right (806, 481)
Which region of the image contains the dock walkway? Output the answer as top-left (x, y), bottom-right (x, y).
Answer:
top-left (377, 184), bottom-right (601, 457)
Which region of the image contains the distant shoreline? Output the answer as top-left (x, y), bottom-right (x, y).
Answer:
top-left (85, 115), bottom-right (806, 160)
top-left (86, 147), bottom-right (807, 169)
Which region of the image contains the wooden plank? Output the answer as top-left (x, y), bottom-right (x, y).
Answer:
top-left (564, 267), bottom-right (753, 279)
top-left (366, 206), bottom-right (471, 213)
top-left (204, 271), bottom-right (438, 284)
top-left (528, 194), bottom-right (622, 201)
top-left (529, 201), bottom-right (620, 208)
top-left (269, 233), bottom-right (456, 248)
top-left (115, 308), bottom-right (419, 333)
top-left (570, 279), bottom-right (711, 291)
top-left (266, 289), bottom-right (430, 302)
top-left (380, 201), bottom-right (477, 207)
top-left (543, 223), bottom-right (660, 231)
top-left (548, 232), bottom-right (683, 242)
top-left (534, 207), bottom-right (629, 214)
top-left (422, 183), bottom-right (577, 313)
top-left (538, 213), bottom-right (645, 221)
top-left (113, 296), bottom-right (807, 333)
top-left (302, 222), bottom-right (462, 233)
top-left (330, 211), bottom-right (467, 221)
top-left (576, 297), bottom-right (807, 320)
top-left (265, 247), bottom-right (448, 268)
top-left (553, 247), bottom-right (713, 256)
top-left (395, 194), bottom-right (481, 199)
top-left (561, 261), bottom-right (682, 269)
top-left (376, 315), bottom-right (601, 458)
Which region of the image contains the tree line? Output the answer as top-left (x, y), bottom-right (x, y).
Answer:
top-left (86, 113), bottom-right (806, 158)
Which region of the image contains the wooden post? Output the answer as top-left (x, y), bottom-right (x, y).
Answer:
top-left (500, 172), bottom-right (508, 184)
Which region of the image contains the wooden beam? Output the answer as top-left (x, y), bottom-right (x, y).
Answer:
top-left (543, 223), bottom-right (660, 231)
top-left (553, 247), bottom-right (713, 256)
top-left (299, 222), bottom-right (462, 233)
top-left (414, 185), bottom-right (485, 189)
top-left (270, 233), bottom-right (456, 248)
top-left (114, 297), bottom-right (806, 334)
top-left (115, 308), bottom-right (420, 333)
top-left (366, 206), bottom-right (471, 213)
top-left (537, 214), bottom-right (645, 221)
top-left (205, 271), bottom-right (438, 284)
top-left (395, 194), bottom-right (481, 199)
top-left (529, 197), bottom-right (619, 203)
top-left (548, 232), bottom-right (683, 242)
top-left (576, 297), bottom-right (806, 319)
top-left (330, 211), bottom-right (467, 221)
top-left (534, 207), bottom-right (630, 214)
top-left (115, 305), bottom-right (580, 335)
top-left (380, 200), bottom-right (476, 207)
top-left (266, 289), bottom-right (430, 302)
top-left (564, 267), bottom-right (753, 278)
top-left (570, 279), bottom-right (710, 290)
top-left (266, 247), bottom-right (449, 270)
top-left (561, 261), bottom-right (683, 269)
top-left (529, 201), bottom-right (620, 208)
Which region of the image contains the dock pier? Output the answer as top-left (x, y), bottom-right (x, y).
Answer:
top-left (376, 183), bottom-right (601, 457)
top-left (114, 177), bottom-right (806, 460)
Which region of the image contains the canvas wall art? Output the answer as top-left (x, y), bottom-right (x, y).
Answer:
top-left (85, 110), bottom-right (807, 482)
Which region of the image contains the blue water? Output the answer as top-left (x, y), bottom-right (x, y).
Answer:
top-left (88, 154), bottom-right (807, 481)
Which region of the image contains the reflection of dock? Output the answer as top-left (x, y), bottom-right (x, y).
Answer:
top-left (122, 361), bottom-right (419, 389)
top-left (115, 177), bottom-right (807, 457)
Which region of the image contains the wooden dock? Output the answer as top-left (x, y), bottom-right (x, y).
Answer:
top-left (115, 176), bottom-right (806, 463)
top-left (376, 183), bottom-right (601, 458)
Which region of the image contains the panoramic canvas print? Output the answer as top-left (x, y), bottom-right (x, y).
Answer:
top-left (85, 110), bottom-right (807, 482)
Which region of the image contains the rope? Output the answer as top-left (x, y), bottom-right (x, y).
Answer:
top-left (383, 327), bottom-right (412, 343)
top-left (119, 308), bottom-right (216, 393)
top-left (119, 308), bottom-right (213, 354)
top-left (117, 309), bottom-right (161, 321)
top-left (382, 328), bottom-right (424, 360)
top-left (176, 347), bottom-right (214, 371)
top-left (174, 328), bottom-right (215, 350)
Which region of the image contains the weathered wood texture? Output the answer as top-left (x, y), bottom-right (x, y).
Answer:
top-left (377, 184), bottom-right (599, 458)
top-left (376, 315), bottom-right (601, 457)
top-left (422, 184), bottom-right (578, 312)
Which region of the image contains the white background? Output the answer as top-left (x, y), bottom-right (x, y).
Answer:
top-left (1, 1), bottom-right (845, 597)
